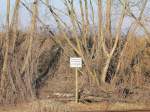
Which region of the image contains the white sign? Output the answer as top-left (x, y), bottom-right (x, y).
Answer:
top-left (70, 57), bottom-right (82, 68)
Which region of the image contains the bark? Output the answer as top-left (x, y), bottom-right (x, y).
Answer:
top-left (101, 0), bottom-right (127, 83)
top-left (106, 0), bottom-right (112, 47)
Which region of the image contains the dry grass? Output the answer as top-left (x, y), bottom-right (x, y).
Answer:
top-left (31, 100), bottom-right (72, 112)
top-left (1, 100), bottom-right (150, 112)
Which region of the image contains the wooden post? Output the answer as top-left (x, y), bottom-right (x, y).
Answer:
top-left (70, 57), bottom-right (82, 103)
top-left (75, 68), bottom-right (79, 103)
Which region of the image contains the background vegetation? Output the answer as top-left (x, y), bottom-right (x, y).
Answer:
top-left (0, 0), bottom-right (149, 107)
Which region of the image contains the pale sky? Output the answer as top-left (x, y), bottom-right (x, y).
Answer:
top-left (0, 0), bottom-right (149, 35)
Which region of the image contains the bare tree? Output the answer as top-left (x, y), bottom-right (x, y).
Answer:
top-left (101, 0), bottom-right (127, 84)
top-left (21, 0), bottom-right (39, 99)
top-left (105, 0), bottom-right (112, 47)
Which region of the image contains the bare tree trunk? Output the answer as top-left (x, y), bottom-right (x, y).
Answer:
top-left (21, 0), bottom-right (38, 74)
top-left (21, 0), bottom-right (38, 99)
top-left (98, 0), bottom-right (109, 56)
top-left (112, 0), bottom-right (148, 85)
top-left (101, 0), bottom-right (127, 83)
top-left (0, 0), bottom-right (15, 104)
top-left (106, 0), bottom-right (112, 48)
top-left (11, 0), bottom-right (20, 27)
top-left (79, 0), bottom-right (85, 35)
top-left (97, 0), bottom-right (102, 50)
top-left (84, 0), bottom-right (89, 48)
top-left (0, 0), bottom-right (10, 89)
top-left (11, 0), bottom-right (20, 53)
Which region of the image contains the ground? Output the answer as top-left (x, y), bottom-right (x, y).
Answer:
top-left (0, 99), bottom-right (150, 112)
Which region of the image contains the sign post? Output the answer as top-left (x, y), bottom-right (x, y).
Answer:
top-left (70, 57), bottom-right (82, 103)
top-left (75, 68), bottom-right (78, 103)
